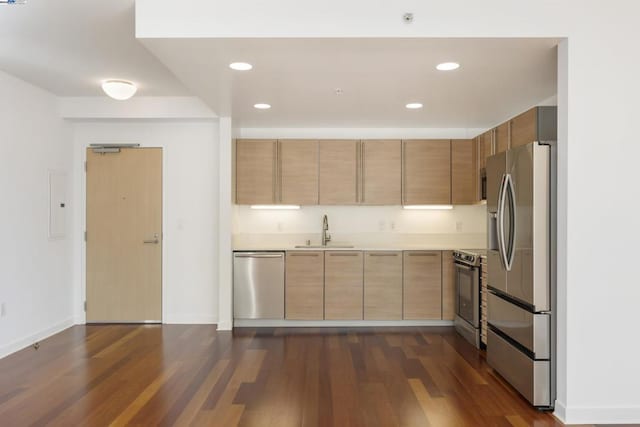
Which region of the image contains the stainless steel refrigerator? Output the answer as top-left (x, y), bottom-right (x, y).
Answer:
top-left (486, 106), bottom-right (557, 409)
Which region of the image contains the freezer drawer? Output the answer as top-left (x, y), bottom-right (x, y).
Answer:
top-left (487, 329), bottom-right (550, 407)
top-left (488, 292), bottom-right (550, 359)
top-left (233, 252), bottom-right (285, 319)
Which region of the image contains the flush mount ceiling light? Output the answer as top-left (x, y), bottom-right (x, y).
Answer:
top-left (436, 62), bottom-right (460, 71)
top-left (229, 62), bottom-right (253, 71)
top-left (250, 205), bottom-right (300, 210)
top-left (406, 103), bottom-right (423, 109)
top-left (403, 205), bottom-right (454, 210)
top-left (101, 80), bottom-right (137, 100)
top-left (254, 103), bottom-right (271, 110)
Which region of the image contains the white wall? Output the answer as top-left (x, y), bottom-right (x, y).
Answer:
top-left (71, 121), bottom-right (219, 324)
top-left (0, 71), bottom-right (74, 358)
top-left (136, 1), bottom-right (640, 423)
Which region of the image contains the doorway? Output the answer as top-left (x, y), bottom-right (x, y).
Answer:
top-left (85, 147), bottom-right (163, 322)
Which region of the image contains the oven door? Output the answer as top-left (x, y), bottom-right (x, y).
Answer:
top-left (455, 262), bottom-right (480, 327)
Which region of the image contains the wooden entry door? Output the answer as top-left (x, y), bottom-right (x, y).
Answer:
top-left (86, 147), bottom-right (162, 322)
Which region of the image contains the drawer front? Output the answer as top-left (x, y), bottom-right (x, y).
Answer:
top-left (487, 330), bottom-right (550, 407)
top-left (487, 292), bottom-right (550, 359)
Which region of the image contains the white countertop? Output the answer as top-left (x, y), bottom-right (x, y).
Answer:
top-left (233, 244), bottom-right (476, 251)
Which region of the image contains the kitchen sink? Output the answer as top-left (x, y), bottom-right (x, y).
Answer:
top-left (294, 244), bottom-right (354, 249)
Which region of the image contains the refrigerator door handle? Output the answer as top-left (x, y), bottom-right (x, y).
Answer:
top-left (497, 173), bottom-right (508, 269)
top-left (505, 173), bottom-right (516, 271)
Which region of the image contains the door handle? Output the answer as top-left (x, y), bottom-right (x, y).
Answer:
top-left (143, 233), bottom-right (160, 244)
top-left (504, 173), bottom-right (516, 271)
top-left (497, 174), bottom-right (508, 269)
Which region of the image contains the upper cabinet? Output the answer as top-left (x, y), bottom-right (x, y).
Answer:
top-left (235, 139), bottom-right (319, 205)
top-left (495, 121), bottom-right (510, 154)
top-left (479, 129), bottom-right (494, 171)
top-left (319, 140), bottom-right (358, 204)
top-left (403, 139), bottom-right (451, 205)
top-left (279, 140), bottom-right (319, 205)
top-left (235, 139), bottom-right (277, 205)
top-left (361, 140), bottom-right (402, 205)
top-left (511, 106), bottom-right (557, 148)
top-left (451, 139), bottom-right (478, 205)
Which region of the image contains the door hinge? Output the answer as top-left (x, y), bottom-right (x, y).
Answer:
top-left (84, 231), bottom-right (87, 242)
top-left (84, 301), bottom-right (87, 312)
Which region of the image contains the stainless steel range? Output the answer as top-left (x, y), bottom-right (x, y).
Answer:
top-left (453, 249), bottom-right (484, 348)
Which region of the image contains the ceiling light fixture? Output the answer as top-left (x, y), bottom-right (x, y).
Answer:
top-left (406, 103), bottom-right (423, 109)
top-left (250, 205), bottom-right (300, 210)
top-left (229, 62), bottom-right (253, 71)
top-left (436, 62), bottom-right (460, 71)
top-left (254, 103), bottom-right (271, 109)
top-left (403, 205), bottom-right (454, 210)
top-left (101, 80), bottom-right (137, 100)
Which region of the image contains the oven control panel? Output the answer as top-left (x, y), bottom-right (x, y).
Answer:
top-left (453, 250), bottom-right (482, 266)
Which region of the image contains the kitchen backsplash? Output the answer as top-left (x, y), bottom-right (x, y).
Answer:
top-left (233, 205), bottom-right (487, 248)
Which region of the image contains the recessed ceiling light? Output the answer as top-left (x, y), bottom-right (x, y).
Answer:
top-left (406, 103), bottom-right (423, 109)
top-left (254, 103), bottom-right (271, 109)
top-left (229, 62), bottom-right (253, 71)
top-left (101, 80), bottom-right (137, 100)
top-left (436, 62), bottom-right (460, 71)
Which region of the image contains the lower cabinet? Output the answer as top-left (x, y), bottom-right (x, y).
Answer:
top-left (441, 250), bottom-right (456, 320)
top-left (324, 251), bottom-right (364, 320)
top-left (403, 251), bottom-right (442, 320)
top-left (285, 251), bottom-right (324, 320)
top-left (364, 251), bottom-right (403, 320)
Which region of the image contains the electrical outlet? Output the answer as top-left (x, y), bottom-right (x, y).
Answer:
top-left (0, 302), bottom-right (6, 318)
top-left (378, 220), bottom-right (386, 231)
top-left (455, 221), bottom-right (463, 232)
top-left (390, 221), bottom-right (396, 231)
top-left (277, 222), bottom-right (283, 232)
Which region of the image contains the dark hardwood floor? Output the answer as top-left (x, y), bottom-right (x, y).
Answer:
top-left (0, 325), bottom-right (581, 426)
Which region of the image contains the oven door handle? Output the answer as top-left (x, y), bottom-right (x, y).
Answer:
top-left (454, 263), bottom-right (475, 271)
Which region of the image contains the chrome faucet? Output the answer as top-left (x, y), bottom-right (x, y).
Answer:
top-left (322, 214), bottom-right (331, 246)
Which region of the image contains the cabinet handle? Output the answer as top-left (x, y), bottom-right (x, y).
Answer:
top-left (408, 253), bottom-right (438, 257)
top-left (289, 253), bottom-right (320, 257)
top-left (361, 141), bottom-right (365, 203)
top-left (355, 142), bottom-right (359, 203)
top-left (272, 141), bottom-right (277, 203)
top-left (329, 253), bottom-right (359, 257)
top-left (368, 253), bottom-right (399, 257)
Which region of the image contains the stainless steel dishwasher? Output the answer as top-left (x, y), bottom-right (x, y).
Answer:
top-left (233, 252), bottom-right (285, 319)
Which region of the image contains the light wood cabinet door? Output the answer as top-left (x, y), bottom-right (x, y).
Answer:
top-left (481, 130), bottom-right (494, 170)
top-left (495, 121), bottom-right (511, 154)
top-left (442, 250), bottom-right (456, 320)
top-left (511, 107), bottom-right (538, 148)
top-left (324, 251), bottom-right (363, 320)
top-left (364, 251), bottom-right (402, 320)
top-left (235, 139), bottom-right (276, 204)
top-left (451, 139), bottom-right (477, 205)
top-left (279, 140), bottom-right (319, 205)
top-left (319, 140), bottom-right (358, 204)
top-left (361, 140), bottom-right (401, 205)
top-left (403, 251), bottom-right (442, 320)
top-left (402, 139), bottom-right (451, 205)
top-left (285, 251), bottom-right (324, 320)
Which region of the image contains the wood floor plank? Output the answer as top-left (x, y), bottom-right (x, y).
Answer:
top-left (0, 325), bottom-right (574, 427)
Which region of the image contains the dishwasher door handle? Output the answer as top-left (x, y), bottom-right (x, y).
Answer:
top-left (234, 253), bottom-right (284, 258)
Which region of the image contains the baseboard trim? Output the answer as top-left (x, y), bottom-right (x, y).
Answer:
top-left (217, 320), bottom-right (233, 331)
top-left (233, 319), bottom-right (455, 328)
top-left (556, 401), bottom-right (640, 424)
top-left (163, 314), bottom-right (217, 325)
top-left (0, 317), bottom-right (75, 360)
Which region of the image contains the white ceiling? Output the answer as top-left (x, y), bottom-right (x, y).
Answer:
top-left (138, 37), bottom-right (559, 128)
top-left (0, 0), bottom-right (188, 97)
top-left (1, 1), bottom-right (558, 128)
